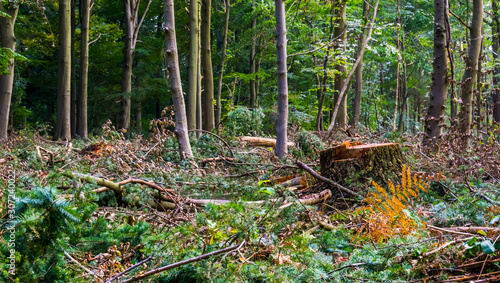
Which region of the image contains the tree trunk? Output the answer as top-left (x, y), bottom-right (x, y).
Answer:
top-left (197, 8), bottom-right (203, 138)
top-left (55, 0), bottom-right (72, 141)
top-left (423, 0), bottom-right (449, 152)
top-left (475, 38), bottom-right (483, 132)
top-left (333, 0), bottom-right (347, 129)
top-left (187, 0), bottom-right (200, 130)
top-left (397, 59), bottom-right (407, 131)
top-left (352, 0), bottom-right (370, 128)
top-left (216, 0), bottom-right (230, 134)
top-left (315, 1), bottom-right (335, 131)
top-left (201, 0), bottom-right (215, 131)
top-left (393, 0), bottom-right (401, 131)
top-left (0, 3), bottom-right (18, 141)
top-left (70, 0), bottom-right (77, 137)
top-left (275, 0), bottom-right (288, 159)
top-left (492, 0), bottom-right (500, 123)
top-left (77, 0), bottom-right (91, 138)
top-left (120, 0), bottom-right (151, 131)
top-left (250, 4), bottom-right (257, 108)
top-left (163, 0), bottom-right (193, 158)
top-left (458, 0), bottom-right (483, 145)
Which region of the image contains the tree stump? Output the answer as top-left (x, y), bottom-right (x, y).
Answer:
top-left (319, 142), bottom-right (404, 197)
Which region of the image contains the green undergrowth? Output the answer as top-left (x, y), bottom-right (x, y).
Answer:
top-left (1, 127), bottom-right (500, 282)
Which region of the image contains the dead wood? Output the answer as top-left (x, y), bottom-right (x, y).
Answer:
top-left (0, 155), bottom-right (14, 165)
top-left (121, 242), bottom-right (244, 283)
top-left (201, 157), bottom-right (236, 163)
top-left (296, 160), bottom-right (363, 199)
top-left (240, 136), bottom-right (295, 148)
top-left (280, 189), bottom-right (332, 209)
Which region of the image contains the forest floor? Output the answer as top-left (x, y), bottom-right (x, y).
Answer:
top-left (1, 122), bottom-right (500, 282)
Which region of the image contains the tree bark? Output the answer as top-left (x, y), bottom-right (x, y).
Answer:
top-left (250, 4), bottom-right (257, 108)
top-left (492, 0), bottom-right (500, 123)
top-left (120, 0), bottom-right (151, 131)
top-left (215, 0), bottom-right (230, 134)
top-left (201, 0), bottom-right (215, 131)
top-left (187, 0), bottom-right (200, 130)
top-left (163, 0), bottom-right (193, 158)
top-left (351, 0), bottom-right (370, 128)
top-left (274, 0), bottom-right (288, 159)
top-left (333, 0), bottom-right (347, 129)
top-left (77, 0), bottom-right (91, 138)
top-left (423, 0), bottom-right (449, 152)
top-left (55, 0), bottom-right (72, 141)
top-left (70, 0), bottom-right (77, 138)
top-left (458, 0), bottom-right (483, 145)
top-left (0, 2), bottom-right (18, 141)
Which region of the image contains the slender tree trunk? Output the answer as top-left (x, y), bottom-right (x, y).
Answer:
top-left (393, 0), bottom-right (401, 131)
top-left (201, 0), bottom-right (215, 131)
top-left (250, 3), bottom-right (257, 108)
top-left (397, 59), bottom-right (407, 131)
top-left (187, 0), bottom-right (200, 130)
top-left (77, 0), bottom-right (91, 138)
top-left (215, 0), bottom-right (230, 133)
top-left (333, 0), bottom-right (347, 129)
top-left (70, 0), bottom-right (77, 137)
top-left (326, 0), bottom-right (380, 138)
top-left (491, 0), bottom-right (500, 123)
top-left (55, 0), bottom-right (72, 141)
top-left (163, 0), bottom-right (193, 158)
top-left (315, 1), bottom-right (335, 131)
top-left (475, 38), bottom-right (483, 132)
top-left (450, 41), bottom-right (458, 123)
top-left (0, 3), bottom-right (18, 141)
top-left (423, 0), bottom-right (449, 152)
top-left (275, 0), bottom-right (288, 159)
top-left (458, 0), bottom-right (483, 145)
top-left (196, 7), bottom-right (202, 137)
top-left (136, 100), bottom-right (142, 133)
top-left (352, 0), bottom-right (370, 128)
top-left (120, 0), bottom-right (151, 131)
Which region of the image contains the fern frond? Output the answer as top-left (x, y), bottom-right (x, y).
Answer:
top-left (372, 180), bottom-right (388, 199)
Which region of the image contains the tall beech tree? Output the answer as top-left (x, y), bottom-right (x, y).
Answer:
top-left (119, 0), bottom-right (152, 131)
top-left (187, 0), bottom-right (200, 130)
top-left (163, 0), bottom-right (193, 158)
top-left (0, 1), bottom-right (18, 141)
top-left (55, 0), bottom-right (72, 141)
top-left (77, 0), bottom-right (92, 138)
top-left (351, 0), bottom-right (370, 128)
top-left (275, 0), bottom-right (288, 159)
top-left (423, 0), bottom-right (449, 152)
top-left (215, 0), bottom-right (230, 133)
top-left (493, 0), bottom-right (500, 123)
top-left (201, 0), bottom-right (214, 131)
top-left (458, 0), bottom-right (482, 145)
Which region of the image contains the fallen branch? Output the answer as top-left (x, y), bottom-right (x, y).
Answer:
top-left (64, 251), bottom-right (100, 280)
top-left (428, 225), bottom-right (477, 237)
top-left (296, 160), bottom-right (363, 199)
top-left (280, 189), bottom-right (332, 209)
top-left (122, 242), bottom-right (244, 283)
top-left (106, 254), bottom-right (154, 283)
top-left (0, 155), bottom-right (14, 165)
top-left (420, 237), bottom-right (474, 258)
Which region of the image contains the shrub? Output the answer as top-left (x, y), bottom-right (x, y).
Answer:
top-left (225, 107), bottom-right (265, 136)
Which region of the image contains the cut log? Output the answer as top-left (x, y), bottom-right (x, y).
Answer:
top-left (319, 141), bottom-right (404, 197)
top-left (240, 136), bottom-right (295, 148)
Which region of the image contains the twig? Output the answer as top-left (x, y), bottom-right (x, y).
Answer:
top-left (188, 129), bottom-right (234, 157)
top-left (449, 10), bottom-right (471, 29)
top-left (106, 254), bottom-right (154, 283)
top-left (420, 237), bottom-right (474, 258)
top-left (122, 242), bottom-right (244, 283)
top-left (428, 225), bottom-right (477, 237)
top-left (328, 262), bottom-right (366, 274)
top-left (296, 160), bottom-right (363, 199)
top-left (64, 251), bottom-right (100, 280)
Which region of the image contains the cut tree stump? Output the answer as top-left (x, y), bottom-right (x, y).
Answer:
top-left (318, 141), bottom-right (404, 197)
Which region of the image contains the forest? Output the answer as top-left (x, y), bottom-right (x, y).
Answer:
top-left (1, 0), bottom-right (500, 281)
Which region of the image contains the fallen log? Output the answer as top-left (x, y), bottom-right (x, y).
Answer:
top-left (240, 136), bottom-right (295, 148)
top-left (280, 189), bottom-right (332, 209)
